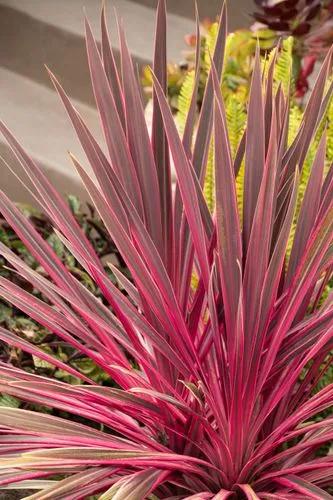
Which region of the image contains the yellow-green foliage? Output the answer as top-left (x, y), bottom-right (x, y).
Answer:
top-left (327, 89), bottom-right (333, 164)
top-left (236, 162), bottom-right (245, 219)
top-left (225, 95), bottom-right (246, 158)
top-left (321, 76), bottom-right (333, 166)
top-left (204, 138), bottom-right (215, 213)
top-left (177, 27), bottom-right (296, 216)
top-left (266, 36), bottom-right (294, 95)
top-left (222, 30), bottom-right (255, 101)
top-left (285, 104), bottom-right (303, 255)
top-left (204, 22), bottom-right (219, 73)
top-left (176, 27), bottom-right (331, 235)
top-left (226, 96), bottom-right (246, 215)
top-left (288, 104), bottom-right (303, 146)
top-left (177, 26), bottom-right (333, 393)
top-left (287, 78), bottom-right (333, 257)
top-left (176, 28), bottom-right (250, 214)
top-left (177, 70), bottom-right (195, 136)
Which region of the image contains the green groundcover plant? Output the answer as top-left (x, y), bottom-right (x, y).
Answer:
top-left (0, 198), bottom-right (127, 387)
top-left (143, 0), bottom-right (333, 112)
top-left (0, 1), bottom-right (332, 498)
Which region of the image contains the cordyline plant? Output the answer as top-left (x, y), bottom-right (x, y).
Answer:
top-left (0, 1), bottom-right (332, 498)
top-left (0, 198), bottom-right (127, 386)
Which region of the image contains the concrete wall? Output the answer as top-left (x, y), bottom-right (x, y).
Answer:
top-left (0, 0), bottom-right (254, 204)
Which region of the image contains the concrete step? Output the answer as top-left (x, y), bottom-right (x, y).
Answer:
top-left (0, 0), bottom-right (253, 204)
top-left (0, 0), bottom-right (196, 106)
top-left (138, 0), bottom-right (252, 30)
top-left (0, 0), bottom-right (196, 203)
top-left (0, 0), bottom-right (254, 106)
top-left (0, 68), bottom-right (102, 204)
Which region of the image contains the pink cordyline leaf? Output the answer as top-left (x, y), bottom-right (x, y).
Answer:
top-left (243, 45), bottom-right (266, 252)
top-left (0, 1), bottom-right (332, 498)
top-left (174, 2), bottom-right (225, 308)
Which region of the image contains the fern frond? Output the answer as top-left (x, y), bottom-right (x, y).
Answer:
top-left (204, 22), bottom-right (219, 72)
top-left (225, 95), bottom-right (246, 158)
top-left (203, 138), bottom-right (215, 213)
top-left (287, 114), bottom-right (322, 257)
top-left (236, 161), bottom-right (245, 219)
top-left (286, 80), bottom-right (333, 258)
top-left (200, 95), bottom-right (245, 215)
top-left (273, 36), bottom-right (294, 95)
top-left (176, 70), bottom-right (196, 136)
top-left (288, 104), bottom-right (303, 146)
